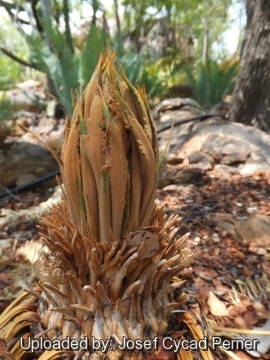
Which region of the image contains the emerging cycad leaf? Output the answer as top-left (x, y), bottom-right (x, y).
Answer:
top-left (62, 52), bottom-right (159, 241)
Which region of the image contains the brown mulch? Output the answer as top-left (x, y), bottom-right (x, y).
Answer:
top-left (0, 187), bottom-right (51, 311)
top-left (158, 171), bottom-right (270, 359)
top-left (1, 171), bottom-right (270, 359)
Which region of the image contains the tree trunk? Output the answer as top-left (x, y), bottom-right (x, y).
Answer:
top-left (229, 0), bottom-right (270, 130)
top-left (113, 0), bottom-right (121, 35)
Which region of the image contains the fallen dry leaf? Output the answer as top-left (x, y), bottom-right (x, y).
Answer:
top-left (243, 310), bottom-right (259, 326)
top-left (0, 337), bottom-right (13, 359)
top-left (207, 291), bottom-right (229, 316)
top-left (124, 230), bottom-right (160, 259)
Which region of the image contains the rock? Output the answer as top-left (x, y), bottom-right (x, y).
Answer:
top-left (158, 166), bottom-right (201, 188)
top-left (191, 160), bottom-right (213, 171)
top-left (0, 186), bottom-right (62, 230)
top-left (157, 118), bottom-right (270, 177)
top-left (208, 214), bottom-right (270, 246)
top-left (0, 142), bottom-right (59, 187)
top-left (155, 103), bottom-right (270, 180)
top-left (214, 164), bottom-right (240, 177)
top-left (161, 184), bottom-right (179, 191)
top-left (32, 116), bottom-right (56, 135)
top-left (238, 159), bottom-right (270, 176)
top-left (235, 215), bottom-right (270, 246)
top-left (158, 173), bottom-right (172, 189)
top-left (166, 152), bottom-right (184, 165)
top-left (221, 145), bottom-right (250, 164)
top-left (188, 151), bottom-right (214, 171)
top-left (207, 213), bottom-right (237, 237)
top-left (158, 167), bottom-right (174, 188)
top-left (210, 101), bottom-right (230, 117)
top-left (35, 167), bottom-right (49, 177)
top-left (157, 110), bottom-right (199, 124)
top-left (172, 168), bottom-right (201, 184)
top-left (212, 233), bottom-right (220, 242)
top-left (201, 134), bottom-right (250, 164)
top-left (188, 150), bottom-right (214, 165)
top-left (0, 79), bottom-right (46, 112)
top-left (249, 149), bottom-right (268, 162)
top-left (154, 98), bottom-right (202, 117)
top-left (16, 173), bottom-right (37, 187)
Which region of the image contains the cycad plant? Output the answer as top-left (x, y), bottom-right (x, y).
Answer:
top-left (25, 20), bottom-right (106, 117)
top-left (0, 51), bottom-right (213, 360)
top-left (184, 60), bottom-right (238, 109)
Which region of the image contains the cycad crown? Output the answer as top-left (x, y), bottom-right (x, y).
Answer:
top-left (0, 51), bottom-right (208, 360)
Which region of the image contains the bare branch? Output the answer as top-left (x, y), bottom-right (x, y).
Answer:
top-left (0, 0), bottom-right (24, 12)
top-left (31, 0), bottom-right (44, 35)
top-left (0, 47), bottom-right (41, 71)
top-left (0, 3), bottom-right (30, 25)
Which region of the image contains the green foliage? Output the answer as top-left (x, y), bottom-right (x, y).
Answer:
top-left (0, 0), bottom-right (245, 110)
top-left (24, 20), bottom-right (106, 117)
top-left (120, 51), bottom-right (165, 98)
top-left (0, 17), bottom-right (29, 90)
top-left (140, 62), bottom-right (165, 98)
top-left (0, 93), bottom-right (15, 121)
top-left (0, 56), bottom-right (22, 90)
top-left (184, 60), bottom-right (239, 108)
top-left (0, 1), bottom-right (106, 117)
top-left (80, 25), bottom-right (106, 88)
top-left (113, 37), bottom-right (164, 98)
top-left (121, 0), bottom-right (234, 60)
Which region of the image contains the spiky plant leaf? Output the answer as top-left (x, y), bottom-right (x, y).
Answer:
top-left (25, 30), bottom-right (79, 116)
top-left (40, 18), bottom-right (66, 53)
top-left (184, 60), bottom-right (238, 108)
top-left (80, 25), bottom-right (106, 87)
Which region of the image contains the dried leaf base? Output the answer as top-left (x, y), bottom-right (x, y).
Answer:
top-left (0, 200), bottom-right (197, 360)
